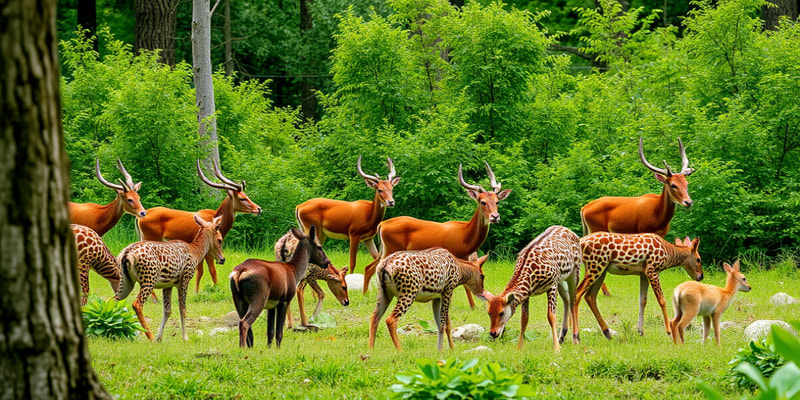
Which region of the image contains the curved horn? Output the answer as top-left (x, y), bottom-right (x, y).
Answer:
top-left (197, 160), bottom-right (229, 190)
top-left (117, 178), bottom-right (132, 192)
top-left (95, 159), bottom-right (124, 191)
top-left (357, 156), bottom-right (380, 182)
top-left (638, 137), bottom-right (669, 176)
top-left (458, 164), bottom-right (483, 192)
top-left (115, 158), bottom-right (135, 188)
top-left (484, 161), bottom-right (501, 192)
top-left (386, 157), bottom-right (397, 181)
top-left (212, 160), bottom-right (242, 191)
top-left (678, 138), bottom-right (694, 176)
top-left (661, 160), bottom-right (674, 176)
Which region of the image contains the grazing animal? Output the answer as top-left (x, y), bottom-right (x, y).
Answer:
top-left (69, 159), bottom-right (146, 236)
top-left (576, 233), bottom-right (704, 339)
top-left (116, 215), bottom-right (224, 341)
top-left (137, 160), bottom-right (260, 292)
top-left (362, 161), bottom-right (511, 311)
top-left (230, 226), bottom-right (332, 348)
top-left (486, 226), bottom-right (581, 351)
top-left (296, 156), bottom-right (400, 274)
top-left (368, 248), bottom-right (490, 351)
top-left (580, 137), bottom-right (695, 296)
top-left (274, 230), bottom-right (349, 329)
top-left (72, 224), bottom-right (120, 306)
top-left (671, 260), bottom-right (751, 345)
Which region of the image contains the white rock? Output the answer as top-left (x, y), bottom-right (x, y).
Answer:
top-left (744, 320), bottom-right (794, 341)
top-left (345, 274), bottom-right (366, 292)
top-left (199, 316), bottom-right (211, 322)
top-left (452, 324), bottom-right (485, 341)
top-left (581, 328), bottom-right (597, 333)
top-left (209, 327), bottom-right (230, 337)
top-left (770, 292), bottom-right (800, 306)
top-left (608, 329), bottom-right (618, 337)
top-left (720, 321), bottom-right (737, 330)
top-left (465, 345), bottom-right (493, 353)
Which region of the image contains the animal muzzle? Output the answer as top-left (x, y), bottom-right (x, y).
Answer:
top-left (696, 272), bottom-right (704, 281)
top-left (489, 330), bottom-right (501, 339)
top-left (341, 299), bottom-right (350, 306)
top-left (138, 210), bottom-right (147, 217)
top-left (489, 214), bottom-right (500, 223)
top-left (682, 199), bottom-right (693, 208)
top-left (254, 207), bottom-right (263, 215)
top-left (218, 257), bottom-right (226, 265)
top-left (386, 200), bottom-right (395, 207)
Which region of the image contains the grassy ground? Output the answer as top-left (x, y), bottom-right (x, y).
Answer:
top-left (85, 237), bottom-right (800, 399)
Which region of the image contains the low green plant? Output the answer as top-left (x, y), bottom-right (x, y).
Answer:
top-left (389, 358), bottom-right (535, 399)
top-left (728, 338), bottom-right (785, 391)
top-left (82, 298), bottom-right (145, 340)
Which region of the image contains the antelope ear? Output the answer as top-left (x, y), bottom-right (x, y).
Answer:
top-left (476, 254), bottom-right (489, 266)
top-left (212, 216), bottom-right (224, 228)
top-left (674, 238), bottom-right (683, 246)
top-left (691, 237), bottom-right (700, 251)
top-left (654, 173), bottom-right (668, 184)
top-left (732, 259), bottom-right (741, 271)
top-left (133, 182), bottom-right (142, 191)
top-left (497, 189), bottom-right (512, 201)
top-left (722, 262), bottom-right (733, 273)
top-left (307, 225), bottom-right (317, 241)
top-left (504, 292), bottom-right (515, 305)
top-left (291, 227), bottom-right (307, 240)
top-left (467, 189), bottom-right (481, 202)
top-left (193, 214), bottom-right (205, 226)
top-left (391, 177), bottom-right (401, 186)
top-left (476, 290), bottom-right (493, 302)
top-left (226, 189), bottom-right (236, 198)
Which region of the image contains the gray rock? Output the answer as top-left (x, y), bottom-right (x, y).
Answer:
top-left (465, 345), bottom-right (493, 353)
top-left (452, 324), bottom-right (485, 341)
top-left (198, 316), bottom-right (211, 322)
top-left (720, 321), bottom-right (737, 330)
top-left (223, 311), bottom-right (240, 327)
top-left (744, 320), bottom-right (794, 341)
top-left (209, 327), bottom-right (230, 337)
top-left (770, 292), bottom-right (800, 306)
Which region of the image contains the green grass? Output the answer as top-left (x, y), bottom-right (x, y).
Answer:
top-left (85, 240), bottom-right (800, 399)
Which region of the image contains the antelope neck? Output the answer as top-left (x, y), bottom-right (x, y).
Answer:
top-left (461, 205), bottom-right (490, 254)
top-left (189, 228), bottom-right (214, 259)
top-left (214, 196), bottom-right (236, 235)
top-left (368, 189), bottom-right (387, 227)
top-left (287, 243), bottom-right (313, 282)
top-left (656, 184), bottom-right (676, 224)
top-left (93, 196), bottom-right (126, 235)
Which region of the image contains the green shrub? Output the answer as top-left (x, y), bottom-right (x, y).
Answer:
top-left (389, 358), bottom-right (535, 399)
top-left (82, 298), bottom-right (146, 340)
top-left (728, 338), bottom-right (785, 391)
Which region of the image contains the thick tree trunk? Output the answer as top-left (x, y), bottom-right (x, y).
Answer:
top-left (763, 0), bottom-right (799, 30)
top-left (76, 0), bottom-right (97, 50)
top-left (299, 0), bottom-right (318, 122)
top-left (0, 0), bottom-right (112, 398)
top-left (193, 0), bottom-right (220, 172)
top-left (135, 0), bottom-right (178, 66)
top-left (223, 0), bottom-right (233, 77)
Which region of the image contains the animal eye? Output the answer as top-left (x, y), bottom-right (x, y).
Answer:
top-left (218, 239), bottom-right (222, 244)
top-left (671, 184), bottom-right (678, 189)
top-left (240, 198), bottom-right (248, 203)
top-left (127, 199), bottom-right (134, 203)
top-left (499, 312), bottom-right (504, 317)
top-left (480, 201), bottom-right (487, 206)
top-left (378, 189), bottom-right (383, 193)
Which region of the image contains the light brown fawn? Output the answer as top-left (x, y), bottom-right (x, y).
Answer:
top-left (116, 215), bottom-right (224, 341)
top-left (72, 224), bottom-right (120, 306)
top-left (274, 230), bottom-right (349, 329)
top-left (576, 233), bottom-right (704, 339)
top-left (229, 226), bottom-right (332, 348)
top-left (368, 248), bottom-right (490, 351)
top-left (486, 225), bottom-right (582, 351)
top-left (671, 260), bottom-right (751, 345)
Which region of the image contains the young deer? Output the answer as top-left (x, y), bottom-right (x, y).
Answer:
top-left (368, 248), bottom-right (491, 352)
top-left (486, 226), bottom-right (582, 351)
top-left (116, 215), bottom-right (224, 341)
top-left (230, 226), bottom-right (332, 348)
top-left (274, 230), bottom-right (349, 329)
top-left (72, 224), bottom-right (120, 306)
top-left (671, 260), bottom-right (751, 345)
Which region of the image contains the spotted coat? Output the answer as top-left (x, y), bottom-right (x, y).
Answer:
top-left (369, 248), bottom-right (488, 351)
top-left (116, 215), bottom-right (223, 341)
top-left (72, 224), bottom-right (120, 306)
top-left (575, 232), bottom-right (703, 339)
top-left (487, 225), bottom-right (581, 350)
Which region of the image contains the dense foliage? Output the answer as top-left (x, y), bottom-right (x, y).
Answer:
top-left (82, 298), bottom-right (146, 340)
top-left (62, 0), bottom-right (800, 260)
top-left (728, 338), bottom-right (786, 392)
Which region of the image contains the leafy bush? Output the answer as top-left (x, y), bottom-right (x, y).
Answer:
top-left (728, 338), bottom-right (785, 391)
top-left (389, 358), bottom-right (535, 399)
top-left (82, 298), bottom-right (145, 340)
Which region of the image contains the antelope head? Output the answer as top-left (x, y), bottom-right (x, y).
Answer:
top-left (461, 254), bottom-right (493, 301)
top-left (724, 260), bottom-right (751, 292)
top-left (486, 291), bottom-right (516, 339)
top-left (95, 158), bottom-right (146, 218)
top-left (357, 155), bottom-right (401, 208)
top-left (639, 137), bottom-right (695, 209)
top-left (674, 236), bottom-right (703, 281)
top-left (291, 226), bottom-right (333, 270)
top-left (324, 265), bottom-right (350, 307)
top-left (197, 160), bottom-right (262, 215)
top-left (194, 214), bottom-right (225, 264)
top-left (459, 161), bottom-right (512, 224)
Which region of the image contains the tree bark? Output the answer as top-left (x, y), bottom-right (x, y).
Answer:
top-left (135, 0), bottom-right (178, 66)
top-left (763, 0), bottom-right (799, 30)
top-left (193, 0), bottom-right (220, 171)
top-left (299, 0), bottom-right (318, 122)
top-left (0, 0), bottom-right (112, 398)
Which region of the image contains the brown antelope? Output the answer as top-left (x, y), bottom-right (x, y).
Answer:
top-left (230, 226), bottom-right (332, 348)
top-left (580, 137), bottom-right (695, 296)
top-left (137, 160), bottom-right (261, 292)
top-left (116, 215), bottom-right (224, 341)
top-left (486, 226), bottom-right (581, 351)
top-left (671, 260), bottom-right (751, 345)
top-left (362, 161), bottom-right (511, 310)
top-left (368, 248), bottom-right (491, 351)
top-left (296, 156), bottom-right (400, 274)
top-left (274, 230), bottom-right (349, 329)
top-left (68, 159), bottom-right (146, 236)
top-left (576, 232), bottom-right (704, 339)
top-left (72, 224), bottom-right (120, 306)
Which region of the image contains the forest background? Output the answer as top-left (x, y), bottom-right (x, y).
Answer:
top-left (57, 0), bottom-right (800, 264)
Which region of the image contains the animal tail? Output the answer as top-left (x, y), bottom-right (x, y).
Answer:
top-left (580, 207), bottom-right (588, 236)
top-left (295, 207), bottom-right (305, 232)
top-left (115, 248), bottom-right (135, 300)
top-left (229, 268), bottom-right (242, 293)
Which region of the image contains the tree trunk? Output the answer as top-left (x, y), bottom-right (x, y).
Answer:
top-left (223, 0), bottom-right (233, 77)
top-left (76, 0), bottom-right (97, 51)
top-left (0, 0), bottom-right (112, 398)
top-left (763, 0), bottom-right (799, 30)
top-left (135, 0), bottom-right (178, 66)
top-left (299, 0), bottom-right (318, 122)
top-left (193, 0), bottom-right (220, 171)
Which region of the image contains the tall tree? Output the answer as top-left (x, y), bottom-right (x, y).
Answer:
top-left (135, 0), bottom-right (178, 66)
top-left (193, 0), bottom-right (221, 171)
top-left (763, 0), bottom-right (799, 30)
top-left (0, 0), bottom-right (112, 398)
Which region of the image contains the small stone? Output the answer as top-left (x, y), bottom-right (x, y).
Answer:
top-left (199, 316), bottom-right (211, 322)
top-left (452, 324), bottom-right (485, 341)
top-left (745, 320), bottom-right (794, 342)
top-left (719, 321), bottom-right (737, 330)
top-left (345, 273), bottom-right (375, 292)
top-left (302, 378), bottom-right (312, 384)
top-left (209, 327), bottom-right (230, 337)
top-left (196, 330), bottom-right (204, 336)
top-left (223, 311), bottom-right (240, 327)
top-left (465, 345), bottom-right (493, 353)
top-left (581, 328), bottom-right (597, 333)
top-left (607, 329), bottom-right (618, 337)
top-left (770, 293), bottom-right (800, 307)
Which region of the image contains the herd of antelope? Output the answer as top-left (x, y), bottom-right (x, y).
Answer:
top-left (69, 137), bottom-right (751, 351)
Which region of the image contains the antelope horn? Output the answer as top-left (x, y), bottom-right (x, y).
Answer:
top-left (197, 159), bottom-right (229, 190)
top-left (117, 178), bottom-right (132, 192)
top-left (212, 160), bottom-right (242, 191)
top-left (386, 157), bottom-right (397, 181)
top-left (484, 161), bottom-right (501, 192)
top-left (458, 164), bottom-right (483, 192)
top-left (115, 158), bottom-right (135, 188)
top-left (95, 159), bottom-right (124, 191)
top-left (639, 137), bottom-right (670, 176)
top-left (678, 138), bottom-right (694, 176)
top-left (357, 156), bottom-right (380, 182)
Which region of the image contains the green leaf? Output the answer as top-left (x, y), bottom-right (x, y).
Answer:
top-left (734, 362), bottom-right (769, 392)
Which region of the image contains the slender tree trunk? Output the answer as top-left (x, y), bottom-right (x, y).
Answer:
top-left (193, 0), bottom-right (220, 171)
top-left (223, 0), bottom-right (233, 77)
top-left (77, 0), bottom-right (97, 51)
top-left (763, 0), bottom-right (799, 30)
top-left (0, 0), bottom-right (111, 398)
top-left (299, 0), bottom-right (318, 122)
top-left (135, 0), bottom-right (178, 66)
